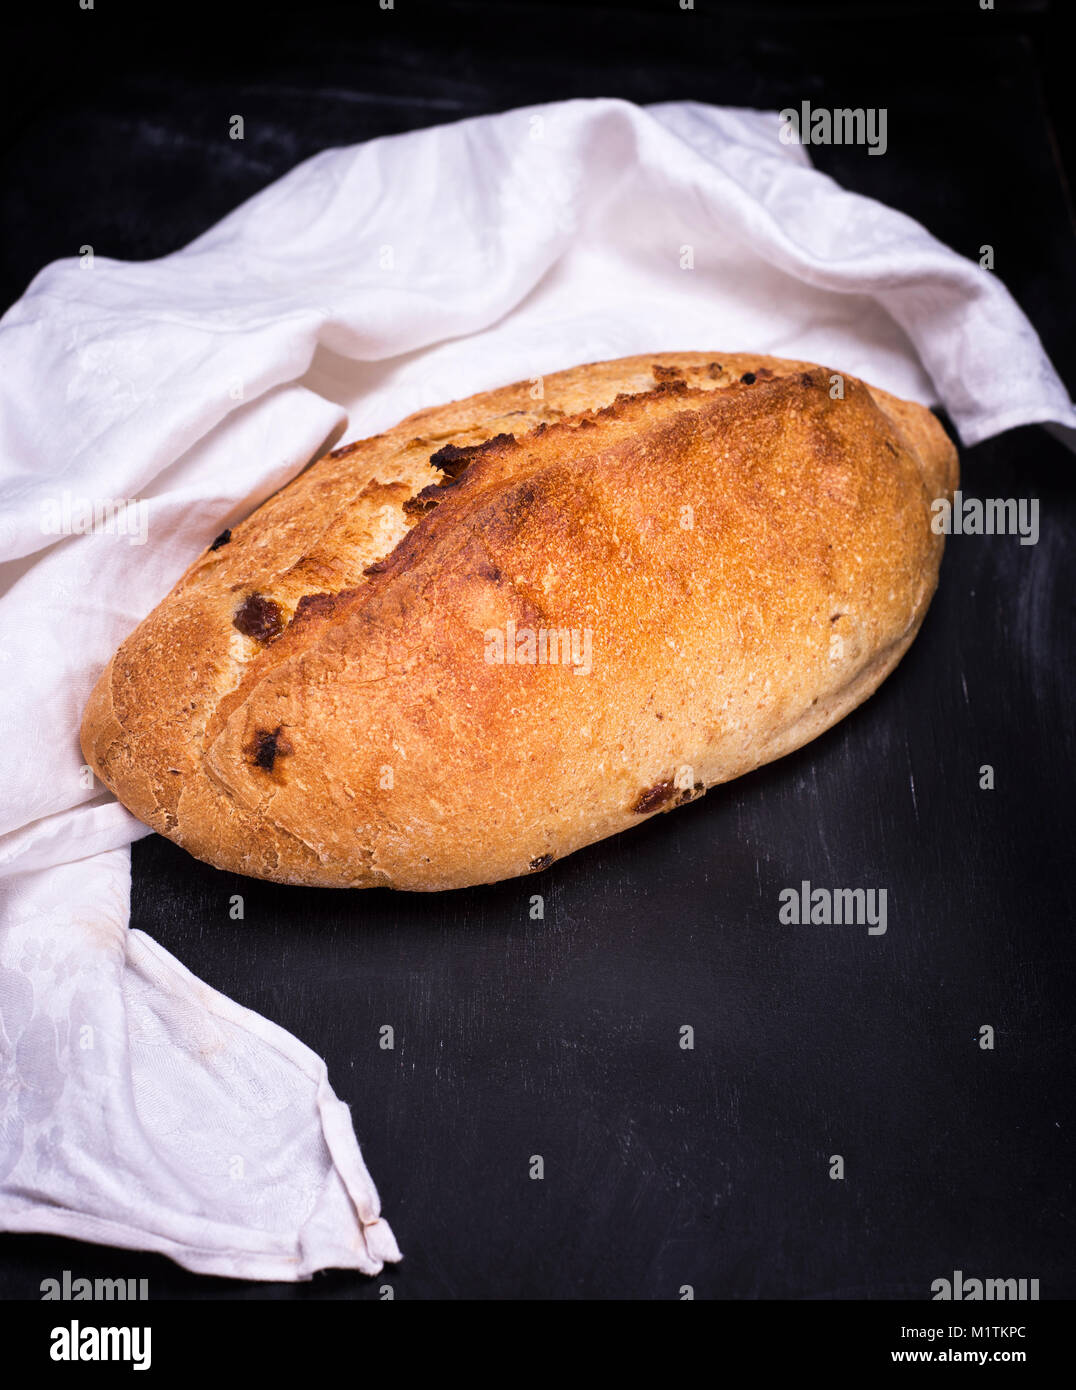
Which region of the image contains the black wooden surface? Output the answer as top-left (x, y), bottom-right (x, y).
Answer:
top-left (0, 0), bottom-right (1073, 1300)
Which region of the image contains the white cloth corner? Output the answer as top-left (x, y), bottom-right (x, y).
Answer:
top-left (0, 96), bottom-right (1072, 1282)
top-left (0, 854), bottom-right (399, 1280)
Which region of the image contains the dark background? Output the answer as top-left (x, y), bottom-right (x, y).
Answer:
top-left (0, 0), bottom-right (1073, 1300)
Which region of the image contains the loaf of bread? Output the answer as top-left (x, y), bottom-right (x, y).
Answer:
top-left (81, 352), bottom-right (957, 890)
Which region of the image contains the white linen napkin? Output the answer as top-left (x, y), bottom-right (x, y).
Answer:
top-left (1, 96), bottom-right (1072, 1282)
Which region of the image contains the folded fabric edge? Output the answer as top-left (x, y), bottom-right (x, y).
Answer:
top-left (127, 930), bottom-right (402, 1281)
top-left (305, 1081), bottom-right (403, 1275)
top-left (955, 403), bottom-right (1076, 450)
top-left (0, 918), bottom-right (399, 1282)
top-left (0, 1204), bottom-right (382, 1284)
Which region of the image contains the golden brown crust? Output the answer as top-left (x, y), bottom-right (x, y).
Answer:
top-left (80, 352), bottom-right (958, 889)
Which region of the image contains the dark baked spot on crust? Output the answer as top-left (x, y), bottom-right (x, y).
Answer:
top-left (427, 444), bottom-right (470, 478)
top-left (402, 433), bottom-right (521, 520)
top-left (430, 432), bottom-right (517, 478)
top-left (707, 361), bottom-right (723, 377)
top-left (209, 529), bottom-right (231, 551)
top-left (403, 485), bottom-right (443, 517)
top-left (652, 364), bottom-right (684, 381)
top-left (632, 779), bottom-right (676, 814)
top-left (830, 612), bottom-right (843, 622)
top-left (593, 379), bottom-right (698, 423)
top-left (632, 777), bottom-right (705, 814)
top-left (500, 479), bottom-right (540, 519)
top-left (293, 591), bottom-right (340, 622)
top-left (327, 439), bottom-right (368, 461)
top-left (740, 372), bottom-right (757, 384)
top-left (248, 725), bottom-right (293, 772)
top-left (884, 439), bottom-right (898, 456)
top-left (233, 592), bottom-right (284, 643)
top-left (529, 853), bottom-right (555, 871)
top-left (676, 781), bottom-right (706, 805)
top-left (287, 588), bottom-right (361, 632)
